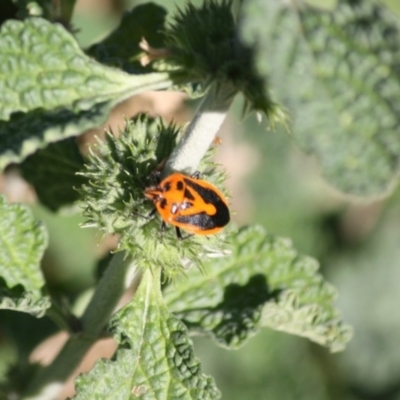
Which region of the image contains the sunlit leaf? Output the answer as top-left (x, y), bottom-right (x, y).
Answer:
top-left (164, 225), bottom-right (352, 352)
top-left (0, 18), bottom-right (172, 170)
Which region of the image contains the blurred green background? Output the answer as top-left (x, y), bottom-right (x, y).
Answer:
top-left (2, 0), bottom-right (400, 399)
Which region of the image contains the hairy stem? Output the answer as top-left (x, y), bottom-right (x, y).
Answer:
top-left (23, 252), bottom-right (136, 400)
top-left (163, 81), bottom-right (237, 176)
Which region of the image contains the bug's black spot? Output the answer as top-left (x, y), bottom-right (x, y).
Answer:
top-left (182, 179), bottom-right (230, 229)
top-left (160, 198), bottom-right (167, 209)
top-left (176, 181), bottom-right (184, 191)
top-left (184, 188), bottom-right (195, 201)
top-left (163, 182), bottom-right (171, 192)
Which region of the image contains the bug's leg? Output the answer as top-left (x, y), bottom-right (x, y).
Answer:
top-left (191, 171), bottom-right (201, 179)
top-left (132, 207), bottom-right (156, 220)
top-left (175, 227), bottom-right (193, 241)
top-left (155, 221), bottom-right (167, 243)
top-left (148, 207), bottom-right (157, 218)
top-left (131, 210), bottom-right (148, 219)
top-left (176, 227), bottom-right (183, 240)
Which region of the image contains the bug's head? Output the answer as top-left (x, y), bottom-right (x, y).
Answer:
top-left (144, 187), bottom-right (163, 203)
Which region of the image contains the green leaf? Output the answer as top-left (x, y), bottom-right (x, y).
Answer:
top-left (164, 225), bottom-right (352, 353)
top-left (20, 137), bottom-right (87, 211)
top-left (240, 0), bottom-right (400, 197)
top-left (87, 3), bottom-right (167, 73)
top-left (0, 18), bottom-right (172, 170)
top-left (0, 196), bottom-right (50, 316)
top-left (74, 268), bottom-right (221, 400)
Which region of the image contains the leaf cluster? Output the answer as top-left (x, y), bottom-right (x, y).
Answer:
top-left (0, 0), bottom-right (363, 399)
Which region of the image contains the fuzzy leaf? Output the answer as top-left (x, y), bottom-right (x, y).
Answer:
top-left (0, 18), bottom-right (172, 170)
top-left (327, 197), bottom-right (400, 390)
top-left (0, 196), bottom-right (50, 316)
top-left (87, 3), bottom-right (167, 73)
top-left (74, 268), bottom-right (221, 400)
top-left (164, 225), bottom-right (352, 353)
top-left (240, 0), bottom-right (400, 196)
top-left (0, 291), bottom-right (51, 317)
top-left (20, 137), bottom-right (87, 211)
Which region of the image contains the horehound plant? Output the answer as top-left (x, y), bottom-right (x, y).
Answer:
top-left (15, 0), bottom-right (400, 398)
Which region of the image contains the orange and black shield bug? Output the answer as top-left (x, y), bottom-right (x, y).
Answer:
top-left (144, 172), bottom-right (230, 239)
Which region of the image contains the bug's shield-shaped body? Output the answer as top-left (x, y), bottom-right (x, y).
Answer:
top-left (144, 172), bottom-right (230, 235)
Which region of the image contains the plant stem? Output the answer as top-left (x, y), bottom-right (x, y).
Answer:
top-left (23, 251), bottom-right (136, 400)
top-left (59, 0), bottom-right (77, 24)
top-left (163, 81), bottom-right (237, 176)
top-left (45, 302), bottom-right (72, 332)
